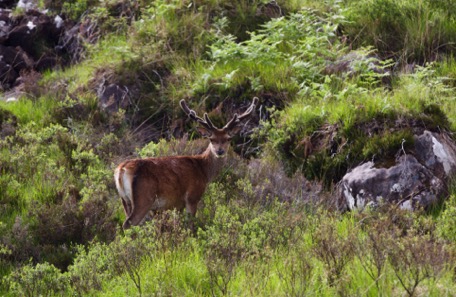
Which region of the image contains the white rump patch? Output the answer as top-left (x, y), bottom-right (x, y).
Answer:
top-left (114, 167), bottom-right (133, 203)
top-left (122, 170), bottom-right (133, 203)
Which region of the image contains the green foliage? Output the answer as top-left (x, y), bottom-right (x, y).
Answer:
top-left (311, 214), bottom-right (356, 287)
top-left (0, 97), bottom-right (56, 126)
top-left (261, 59), bottom-right (452, 184)
top-left (7, 262), bottom-right (68, 297)
top-left (387, 234), bottom-right (450, 297)
top-left (135, 0), bottom-right (210, 58)
top-left (0, 95), bottom-right (119, 279)
top-left (437, 194), bottom-right (456, 242)
top-left (2, 0), bottom-right (456, 296)
top-left (343, 0), bottom-right (456, 63)
top-left (199, 204), bottom-right (246, 295)
top-left (192, 5), bottom-right (353, 99)
top-left (276, 244), bottom-right (314, 297)
top-left (66, 243), bottom-right (112, 295)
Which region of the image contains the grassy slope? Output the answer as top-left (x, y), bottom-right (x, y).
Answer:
top-left (1, 0), bottom-right (456, 296)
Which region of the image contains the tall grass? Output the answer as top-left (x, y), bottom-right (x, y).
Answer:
top-left (343, 0), bottom-right (456, 64)
top-left (0, 97), bottom-right (56, 126)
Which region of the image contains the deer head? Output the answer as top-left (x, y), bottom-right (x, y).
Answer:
top-left (180, 97), bottom-right (259, 158)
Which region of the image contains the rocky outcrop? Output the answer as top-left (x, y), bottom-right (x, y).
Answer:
top-left (0, 9), bottom-right (66, 89)
top-left (338, 130), bottom-right (456, 211)
top-left (0, 2), bottom-right (90, 92)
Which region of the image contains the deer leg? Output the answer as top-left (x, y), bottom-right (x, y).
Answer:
top-left (185, 202), bottom-right (198, 216)
top-left (124, 193), bottom-right (156, 228)
top-left (185, 201), bottom-right (198, 233)
top-left (121, 198), bottom-right (132, 217)
top-left (125, 205), bottom-right (154, 228)
top-left (123, 218), bottom-right (132, 230)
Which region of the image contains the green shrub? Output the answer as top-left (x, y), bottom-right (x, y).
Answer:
top-left (262, 70), bottom-right (450, 184)
top-left (67, 243), bottom-right (112, 295)
top-left (437, 194), bottom-right (456, 242)
top-left (276, 242), bottom-right (314, 297)
top-left (193, 6), bottom-right (351, 99)
top-left (2, 0), bottom-right (456, 296)
top-left (7, 262), bottom-right (68, 297)
top-left (387, 235), bottom-right (451, 297)
top-left (67, 224), bottom-right (159, 296)
top-left (199, 205), bottom-right (246, 296)
top-left (0, 106), bottom-right (119, 271)
top-left (311, 214), bottom-right (356, 287)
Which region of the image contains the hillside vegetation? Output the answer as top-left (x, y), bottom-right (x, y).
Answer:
top-left (1, 0), bottom-right (456, 296)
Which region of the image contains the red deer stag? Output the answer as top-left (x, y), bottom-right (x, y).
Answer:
top-left (114, 97), bottom-right (258, 229)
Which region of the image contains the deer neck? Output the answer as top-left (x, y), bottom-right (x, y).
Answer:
top-left (200, 144), bottom-right (226, 182)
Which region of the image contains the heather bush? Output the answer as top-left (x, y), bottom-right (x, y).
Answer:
top-left (387, 234), bottom-right (452, 296)
top-left (277, 241), bottom-right (314, 297)
top-left (311, 214), bottom-right (356, 287)
top-left (353, 218), bottom-right (390, 291)
top-left (66, 243), bottom-right (113, 295)
top-left (199, 204), bottom-right (246, 295)
top-left (1, 217), bottom-right (36, 264)
top-left (7, 262), bottom-right (68, 297)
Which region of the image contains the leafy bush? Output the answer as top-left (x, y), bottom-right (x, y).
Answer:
top-left (0, 99), bottom-right (119, 273)
top-left (66, 243), bottom-right (113, 295)
top-left (199, 205), bottom-right (246, 296)
top-left (437, 194), bottom-right (456, 242)
top-left (311, 214), bottom-right (356, 287)
top-left (7, 262), bottom-right (68, 297)
top-left (192, 5), bottom-right (353, 100)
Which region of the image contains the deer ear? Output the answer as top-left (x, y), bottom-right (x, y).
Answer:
top-left (197, 126), bottom-right (213, 138)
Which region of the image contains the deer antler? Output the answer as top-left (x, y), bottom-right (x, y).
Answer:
top-left (180, 99), bottom-right (218, 131)
top-left (223, 97), bottom-right (259, 131)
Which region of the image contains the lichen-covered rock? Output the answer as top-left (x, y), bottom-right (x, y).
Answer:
top-left (414, 131), bottom-right (456, 179)
top-left (337, 130), bottom-right (456, 211)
